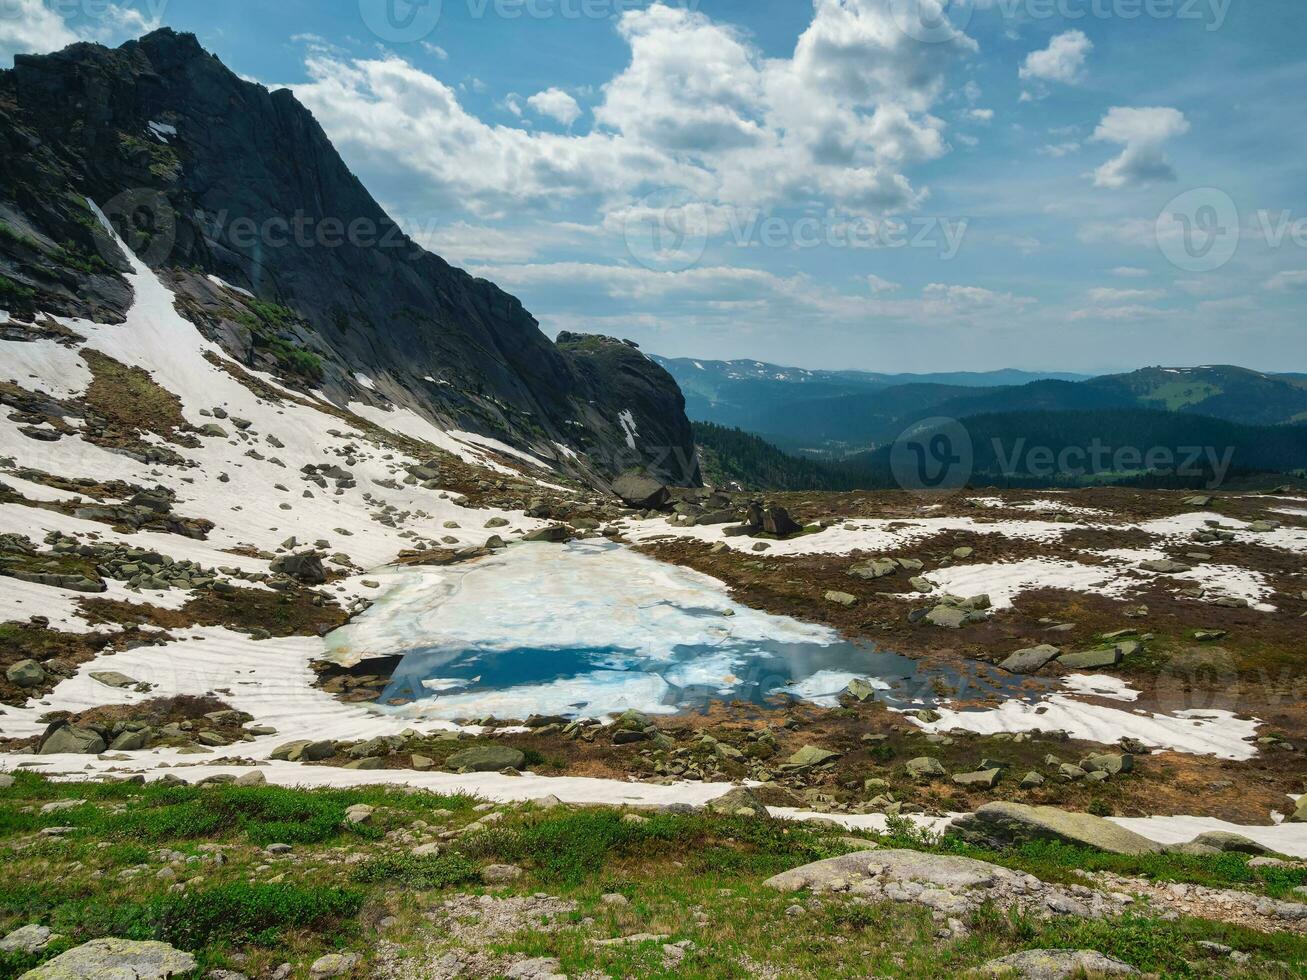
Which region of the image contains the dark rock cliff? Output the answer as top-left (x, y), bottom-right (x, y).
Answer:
top-left (0, 29), bottom-right (698, 487)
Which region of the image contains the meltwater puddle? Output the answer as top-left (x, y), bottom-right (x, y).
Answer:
top-left (325, 541), bottom-right (1036, 721)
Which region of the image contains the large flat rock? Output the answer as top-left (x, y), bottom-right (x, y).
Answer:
top-left (972, 949), bottom-right (1137, 978)
top-left (20, 937), bottom-right (196, 979)
top-left (764, 848), bottom-right (1023, 894)
top-left (948, 802), bottom-right (1162, 855)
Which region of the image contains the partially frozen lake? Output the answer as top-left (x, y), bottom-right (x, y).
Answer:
top-left (325, 541), bottom-right (997, 720)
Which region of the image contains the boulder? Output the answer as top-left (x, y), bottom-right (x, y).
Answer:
top-left (844, 678), bottom-right (877, 702)
top-left (481, 864), bottom-right (524, 884)
top-left (1079, 753), bottom-right (1132, 776)
top-left (948, 802), bottom-right (1162, 855)
top-left (0, 924), bottom-right (57, 954)
top-left (1140, 559), bottom-right (1191, 574)
top-left (972, 949), bottom-right (1137, 978)
top-left (906, 757), bottom-right (947, 780)
top-left (952, 769), bottom-right (1002, 789)
top-left (447, 745), bottom-right (526, 772)
top-left (6, 659), bottom-right (45, 688)
top-left (1290, 795), bottom-right (1307, 824)
top-left (925, 606), bottom-right (970, 629)
top-left (612, 472), bottom-right (670, 510)
top-left (309, 952), bottom-right (362, 978)
top-left (523, 525), bottom-right (570, 543)
top-left (39, 724), bottom-right (106, 755)
top-left (706, 787), bottom-right (769, 818)
top-left (998, 645), bottom-right (1060, 674)
top-left (849, 559), bottom-right (898, 580)
top-left (20, 937), bottom-right (196, 979)
top-left (765, 848), bottom-right (1020, 895)
top-left (270, 551), bottom-right (326, 584)
top-left (825, 590), bottom-right (858, 607)
top-left (1181, 831), bottom-right (1273, 855)
top-left (1057, 648), bottom-right (1122, 670)
top-left (89, 671), bottom-right (138, 689)
top-left (783, 745), bottom-right (841, 768)
top-left (761, 505), bottom-right (802, 537)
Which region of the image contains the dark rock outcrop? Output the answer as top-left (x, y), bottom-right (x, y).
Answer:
top-left (0, 29), bottom-right (698, 488)
top-left (611, 471), bottom-right (672, 510)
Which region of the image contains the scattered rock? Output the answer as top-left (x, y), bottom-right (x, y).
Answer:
top-left (952, 769), bottom-right (1002, 789)
top-left (38, 724), bottom-right (106, 756)
top-left (309, 952), bottom-right (361, 978)
top-left (5, 659), bottom-right (45, 688)
top-left (481, 864), bottom-right (524, 884)
top-left (784, 745), bottom-right (841, 768)
top-left (0, 924), bottom-right (57, 954)
top-left (998, 645), bottom-right (1060, 674)
top-left (20, 937), bottom-right (196, 979)
top-left (706, 787), bottom-right (768, 818)
top-left (972, 948), bottom-right (1137, 978)
top-left (824, 590), bottom-right (858, 607)
top-left (447, 745), bottom-right (526, 772)
top-left (948, 803), bottom-right (1162, 855)
top-left (906, 757), bottom-right (947, 781)
top-left (612, 472), bottom-right (670, 510)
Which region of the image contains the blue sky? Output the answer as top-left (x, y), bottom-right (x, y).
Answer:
top-left (3, 0), bottom-right (1306, 374)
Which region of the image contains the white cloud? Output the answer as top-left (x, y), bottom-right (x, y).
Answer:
top-left (867, 274), bottom-right (899, 294)
top-left (1038, 141), bottom-right (1080, 157)
top-left (963, 108), bottom-right (994, 124)
top-left (1091, 106), bottom-right (1189, 189)
top-left (422, 42), bottom-right (449, 60)
top-left (1087, 287), bottom-right (1165, 303)
top-left (921, 283), bottom-right (1036, 312)
top-left (527, 87), bottom-right (582, 127)
top-left (294, 1), bottom-right (978, 220)
top-left (1069, 304), bottom-right (1166, 321)
top-left (1266, 270), bottom-right (1307, 292)
top-left (1019, 30), bottom-right (1093, 85)
top-left (1, 0), bottom-right (163, 66)
top-left (0, 0), bottom-right (75, 64)
top-left (1112, 266), bottom-right (1150, 278)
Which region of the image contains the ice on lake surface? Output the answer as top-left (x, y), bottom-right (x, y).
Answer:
top-left (326, 541), bottom-right (1024, 720)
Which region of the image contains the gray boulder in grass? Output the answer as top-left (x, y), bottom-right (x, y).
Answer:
top-left (19, 937), bottom-right (196, 978)
top-left (948, 802), bottom-right (1162, 855)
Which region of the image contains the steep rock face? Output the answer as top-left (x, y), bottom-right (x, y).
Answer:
top-left (0, 29), bottom-right (697, 487)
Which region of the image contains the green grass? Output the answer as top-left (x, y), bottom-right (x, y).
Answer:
top-left (2, 775), bottom-right (1305, 978)
top-left (0, 275), bottom-right (36, 306)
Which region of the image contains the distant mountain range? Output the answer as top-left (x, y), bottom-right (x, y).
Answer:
top-left (656, 358), bottom-right (1307, 456)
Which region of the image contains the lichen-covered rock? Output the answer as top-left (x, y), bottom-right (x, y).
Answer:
top-left (948, 802), bottom-right (1162, 855)
top-left (447, 745), bottom-right (526, 772)
top-left (19, 937), bottom-right (196, 978)
top-left (38, 725), bottom-right (106, 756)
top-left (971, 949), bottom-right (1137, 978)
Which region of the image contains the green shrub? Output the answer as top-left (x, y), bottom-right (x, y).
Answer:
top-left (145, 882), bottom-right (363, 948)
top-left (352, 853), bottom-right (478, 889)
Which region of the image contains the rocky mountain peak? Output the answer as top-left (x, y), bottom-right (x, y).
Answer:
top-left (0, 30), bottom-right (697, 489)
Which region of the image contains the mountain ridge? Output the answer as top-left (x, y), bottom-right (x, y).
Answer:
top-left (0, 28), bottom-right (697, 488)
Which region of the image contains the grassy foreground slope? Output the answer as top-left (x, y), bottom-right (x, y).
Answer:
top-left (1, 774), bottom-right (1304, 978)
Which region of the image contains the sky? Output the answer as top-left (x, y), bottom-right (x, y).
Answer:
top-left (3, 0), bottom-right (1306, 375)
